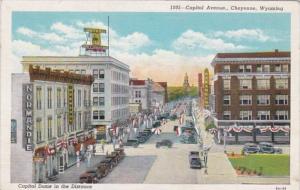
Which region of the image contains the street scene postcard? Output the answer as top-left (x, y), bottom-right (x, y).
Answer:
top-left (0, 1), bottom-right (300, 190)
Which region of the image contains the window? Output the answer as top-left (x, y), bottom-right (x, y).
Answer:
top-left (223, 111), bottom-right (231, 120)
top-left (239, 65), bottom-right (252, 72)
top-left (47, 117), bottom-right (52, 139)
top-left (93, 83), bottom-right (99, 92)
top-left (81, 70), bottom-right (86, 74)
top-left (223, 79), bottom-right (230, 90)
top-left (77, 90), bottom-right (81, 107)
top-left (57, 116), bottom-right (62, 137)
top-left (257, 111), bottom-right (270, 120)
top-left (257, 95), bottom-right (270, 105)
top-left (275, 95), bottom-right (288, 105)
top-left (63, 87), bottom-right (66, 107)
top-left (274, 111), bottom-right (288, 120)
top-left (47, 88), bottom-right (52, 109)
top-left (275, 64), bottom-right (289, 72)
top-left (36, 87), bottom-right (42, 110)
top-left (256, 79), bottom-right (270, 90)
top-left (93, 97), bottom-right (105, 106)
top-left (99, 83), bottom-right (105, 93)
top-left (93, 110), bottom-right (105, 120)
top-left (276, 79), bottom-right (288, 89)
top-left (78, 112), bottom-right (82, 129)
top-left (93, 69), bottom-right (98, 79)
top-left (240, 95), bottom-right (252, 105)
top-left (99, 97), bottom-right (105, 106)
top-left (223, 95), bottom-right (230, 105)
top-left (257, 64), bottom-right (270, 72)
top-left (57, 88), bottom-right (62, 108)
top-left (11, 119), bottom-right (17, 143)
top-left (36, 118), bottom-right (42, 143)
top-left (135, 91), bottom-right (141, 98)
top-left (240, 79), bottom-right (252, 89)
top-left (99, 69), bottom-right (105, 79)
top-left (240, 111), bottom-right (252, 120)
top-left (223, 65), bottom-right (230, 72)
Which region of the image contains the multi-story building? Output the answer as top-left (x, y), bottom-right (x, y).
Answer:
top-left (11, 66), bottom-right (94, 183)
top-left (151, 82), bottom-right (166, 108)
top-left (211, 50), bottom-right (290, 144)
top-left (129, 79), bottom-right (152, 112)
top-left (203, 68), bottom-right (210, 109)
top-left (22, 56), bottom-right (130, 141)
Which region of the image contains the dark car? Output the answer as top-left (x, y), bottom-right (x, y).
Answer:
top-left (124, 139), bottom-right (139, 148)
top-left (189, 151), bottom-right (201, 169)
top-left (181, 135), bottom-right (197, 144)
top-left (153, 121), bottom-right (161, 128)
top-left (156, 139), bottom-right (172, 148)
top-left (79, 170), bottom-right (99, 183)
top-left (242, 143), bottom-right (260, 154)
top-left (169, 114), bottom-right (177, 121)
top-left (259, 142), bottom-right (283, 154)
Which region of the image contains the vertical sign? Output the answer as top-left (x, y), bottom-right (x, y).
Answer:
top-left (67, 84), bottom-right (74, 125)
top-left (23, 83), bottom-right (33, 151)
top-left (204, 68), bottom-right (210, 109)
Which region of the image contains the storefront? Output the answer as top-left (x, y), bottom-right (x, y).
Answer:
top-left (33, 147), bottom-right (47, 183)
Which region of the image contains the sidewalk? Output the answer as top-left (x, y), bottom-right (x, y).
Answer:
top-left (46, 155), bottom-right (105, 183)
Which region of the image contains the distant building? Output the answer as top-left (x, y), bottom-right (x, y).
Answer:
top-left (129, 79), bottom-right (152, 112)
top-left (211, 50), bottom-right (290, 144)
top-left (151, 82), bottom-right (166, 108)
top-left (183, 73), bottom-right (190, 95)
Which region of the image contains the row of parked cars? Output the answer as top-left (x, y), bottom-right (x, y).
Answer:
top-left (79, 148), bottom-right (125, 183)
top-left (242, 142), bottom-right (283, 154)
top-left (124, 128), bottom-right (153, 148)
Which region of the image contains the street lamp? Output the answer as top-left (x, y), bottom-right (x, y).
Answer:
top-left (223, 129), bottom-right (227, 153)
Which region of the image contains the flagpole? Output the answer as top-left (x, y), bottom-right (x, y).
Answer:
top-left (107, 16), bottom-right (110, 56)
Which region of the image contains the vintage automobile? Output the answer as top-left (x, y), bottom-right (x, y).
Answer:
top-left (156, 139), bottom-right (173, 148)
top-left (242, 143), bottom-right (260, 154)
top-left (96, 162), bottom-right (110, 178)
top-left (114, 148), bottom-right (125, 160)
top-left (181, 135), bottom-right (197, 144)
top-left (259, 142), bottom-right (283, 154)
top-left (124, 139), bottom-right (139, 148)
top-left (169, 114), bottom-right (177, 121)
top-left (79, 170), bottom-right (99, 183)
top-left (106, 153), bottom-right (119, 166)
top-left (189, 151), bottom-right (202, 169)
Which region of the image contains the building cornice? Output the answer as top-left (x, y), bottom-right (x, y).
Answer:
top-left (211, 57), bottom-right (290, 67)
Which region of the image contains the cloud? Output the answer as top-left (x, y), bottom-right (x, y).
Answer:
top-left (214, 29), bottom-right (272, 42)
top-left (173, 30), bottom-right (247, 52)
top-left (17, 27), bottom-right (37, 37)
top-left (113, 49), bottom-right (214, 86)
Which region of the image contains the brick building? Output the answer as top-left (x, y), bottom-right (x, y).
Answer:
top-left (211, 50), bottom-right (290, 144)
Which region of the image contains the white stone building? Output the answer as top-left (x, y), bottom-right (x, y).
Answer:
top-left (129, 79), bottom-right (152, 112)
top-left (22, 56), bottom-right (130, 141)
top-left (11, 66), bottom-right (93, 183)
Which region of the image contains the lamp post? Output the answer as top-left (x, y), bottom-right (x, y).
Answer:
top-left (223, 129), bottom-right (227, 153)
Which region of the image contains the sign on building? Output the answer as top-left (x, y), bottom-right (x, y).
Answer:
top-left (22, 83), bottom-right (34, 151)
top-left (67, 84), bottom-right (74, 125)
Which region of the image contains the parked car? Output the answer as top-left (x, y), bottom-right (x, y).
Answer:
top-left (156, 139), bottom-right (172, 148)
top-left (124, 139), bottom-right (139, 148)
top-left (259, 142), bottom-right (283, 154)
top-left (153, 121), bottom-right (161, 128)
top-left (169, 114), bottom-right (177, 121)
top-left (181, 135), bottom-right (197, 144)
top-left (96, 162), bottom-right (110, 178)
top-left (242, 143), bottom-right (260, 154)
top-left (79, 170), bottom-right (99, 183)
top-left (189, 151), bottom-right (202, 169)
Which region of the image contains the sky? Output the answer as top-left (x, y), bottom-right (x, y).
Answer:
top-left (12, 12), bottom-right (290, 86)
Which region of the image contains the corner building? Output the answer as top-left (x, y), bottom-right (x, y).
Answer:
top-left (211, 50), bottom-right (290, 144)
top-left (22, 56), bottom-right (130, 141)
